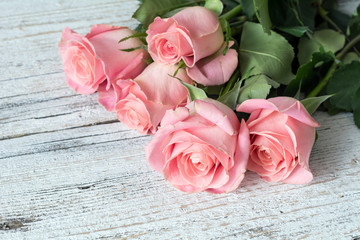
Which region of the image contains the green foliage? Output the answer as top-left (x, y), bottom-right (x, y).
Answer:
top-left (348, 6), bottom-right (360, 51)
top-left (220, 19), bottom-right (231, 55)
top-left (218, 74), bottom-right (272, 109)
top-left (219, 71), bottom-right (240, 97)
top-left (295, 0), bottom-right (316, 30)
top-left (353, 88), bottom-right (360, 128)
top-left (327, 61), bottom-right (360, 111)
top-left (133, 0), bottom-right (198, 28)
top-left (240, 0), bottom-right (255, 19)
top-left (253, 0), bottom-right (271, 34)
top-left (132, 0), bottom-right (360, 128)
top-left (239, 22), bottom-right (295, 85)
top-left (301, 95), bottom-right (332, 115)
top-left (268, 0), bottom-right (314, 37)
top-left (285, 50), bottom-right (335, 97)
top-left (321, 0), bottom-right (351, 32)
top-left (222, 0), bottom-right (240, 10)
top-left (342, 52), bottom-right (360, 64)
top-left (276, 26), bottom-right (308, 37)
top-left (326, 61), bottom-right (360, 128)
top-left (119, 32), bottom-right (147, 43)
top-left (179, 81), bottom-right (208, 101)
top-left (298, 30), bottom-right (345, 65)
top-left (120, 46), bottom-right (146, 52)
top-left (237, 74), bottom-right (272, 104)
top-left (204, 0), bottom-right (223, 15)
top-left (217, 79), bottom-right (243, 109)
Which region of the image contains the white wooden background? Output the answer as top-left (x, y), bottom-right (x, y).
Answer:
top-left (0, 1), bottom-right (359, 239)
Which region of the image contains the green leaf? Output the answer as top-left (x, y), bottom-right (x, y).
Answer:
top-left (327, 61), bottom-right (360, 111)
top-left (240, 0), bottom-right (255, 19)
top-left (217, 79), bottom-right (243, 109)
top-left (132, 0), bottom-right (197, 28)
top-left (120, 46), bottom-right (144, 52)
top-left (296, 0), bottom-right (316, 30)
top-left (219, 71), bottom-right (240, 97)
top-left (269, 0), bottom-right (301, 27)
top-left (285, 50), bottom-right (335, 97)
top-left (294, 80), bottom-right (302, 100)
top-left (237, 74), bottom-right (272, 104)
top-left (253, 0), bottom-right (271, 34)
top-left (267, 0), bottom-right (315, 37)
top-left (342, 52), bottom-right (360, 64)
top-left (298, 29), bottom-right (346, 65)
top-left (173, 60), bottom-right (186, 77)
top-left (178, 80), bottom-right (207, 101)
top-left (301, 95), bottom-right (333, 115)
top-left (119, 32), bottom-right (147, 43)
top-left (218, 74), bottom-right (272, 109)
top-left (239, 22), bottom-right (295, 85)
top-left (349, 6), bottom-right (360, 51)
top-left (352, 88), bottom-right (360, 128)
top-left (220, 19), bottom-right (231, 55)
top-left (328, 8), bottom-right (351, 34)
top-left (163, 7), bottom-right (188, 17)
top-left (354, 107), bottom-right (360, 128)
top-left (204, 0), bottom-right (223, 16)
top-left (202, 84), bottom-right (224, 95)
top-left (276, 26), bottom-right (308, 37)
top-left (323, 100), bottom-right (341, 115)
top-left (265, 77), bottom-right (280, 88)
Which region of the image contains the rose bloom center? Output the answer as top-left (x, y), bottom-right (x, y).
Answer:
top-left (157, 38), bottom-right (179, 60)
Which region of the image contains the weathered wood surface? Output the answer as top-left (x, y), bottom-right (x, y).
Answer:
top-left (0, 1), bottom-right (359, 239)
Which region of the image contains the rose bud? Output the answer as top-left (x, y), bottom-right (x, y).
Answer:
top-left (186, 42), bottom-right (238, 86)
top-left (115, 62), bottom-right (192, 134)
top-left (237, 97), bottom-right (320, 184)
top-left (146, 98), bottom-right (250, 193)
top-left (146, 6), bottom-right (224, 67)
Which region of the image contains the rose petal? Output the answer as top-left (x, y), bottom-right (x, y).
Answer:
top-left (135, 62), bottom-right (192, 106)
top-left (97, 82), bottom-right (116, 110)
top-left (173, 6), bottom-right (224, 67)
top-left (286, 117), bottom-right (316, 172)
top-left (161, 107), bottom-right (190, 127)
top-left (163, 158), bottom-right (189, 186)
top-left (207, 119), bottom-right (250, 193)
top-left (186, 42), bottom-right (238, 86)
top-left (146, 125), bottom-right (174, 172)
top-left (236, 99), bottom-right (278, 114)
top-left (192, 98), bottom-right (239, 135)
top-left (282, 164), bottom-right (313, 184)
top-left (268, 97), bottom-right (319, 127)
top-left (88, 26), bottom-right (147, 82)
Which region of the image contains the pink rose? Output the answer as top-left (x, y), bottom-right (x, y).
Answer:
top-left (146, 98), bottom-right (250, 193)
top-left (146, 6), bottom-right (224, 67)
top-left (59, 24), bottom-right (148, 105)
top-left (236, 97), bottom-right (320, 184)
top-left (186, 42), bottom-right (238, 86)
top-left (115, 62), bottom-right (192, 134)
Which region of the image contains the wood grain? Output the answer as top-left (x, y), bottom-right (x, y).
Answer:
top-left (0, 1), bottom-right (359, 239)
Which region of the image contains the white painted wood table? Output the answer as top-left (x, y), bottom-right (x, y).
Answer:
top-left (0, 1), bottom-right (359, 239)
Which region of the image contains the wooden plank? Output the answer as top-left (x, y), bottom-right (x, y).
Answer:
top-left (0, 1), bottom-right (359, 239)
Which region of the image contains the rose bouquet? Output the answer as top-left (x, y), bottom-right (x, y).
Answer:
top-left (59, 0), bottom-right (360, 193)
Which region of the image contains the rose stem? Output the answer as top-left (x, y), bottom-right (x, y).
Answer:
top-left (336, 34), bottom-right (360, 60)
top-left (220, 5), bottom-right (242, 21)
top-left (306, 34), bottom-right (360, 98)
top-left (318, 4), bottom-right (360, 56)
top-left (306, 61), bottom-right (337, 98)
top-left (318, 6), bottom-right (342, 33)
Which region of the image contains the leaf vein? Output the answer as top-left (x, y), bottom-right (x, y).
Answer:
top-left (239, 49), bottom-right (285, 67)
